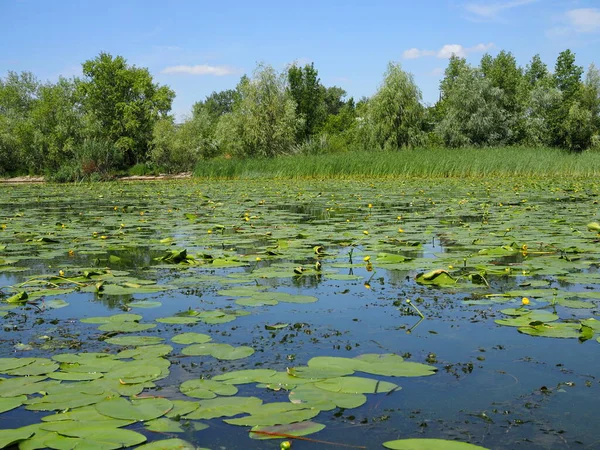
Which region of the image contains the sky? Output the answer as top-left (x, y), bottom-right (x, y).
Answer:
top-left (2, 0), bottom-right (600, 120)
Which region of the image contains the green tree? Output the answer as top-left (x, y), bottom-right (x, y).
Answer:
top-left (522, 84), bottom-right (563, 147)
top-left (0, 71), bottom-right (39, 174)
top-left (564, 101), bottom-right (594, 151)
top-left (365, 62), bottom-right (424, 150)
top-left (287, 63), bottom-right (325, 140)
top-left (30, 77), bottom-right (83, 173)
top-left (217, 64), bottom-right (302, 157)
top-left (554, 49), bottom-right (584, 102)
top-left (551, 50), bottom-right (585, 149)
top-left (436, 64), bottom-right (511, 147)
top-left (77, 52), bottom-right (175, 166)
top-left (151, 110), bottom-right (219, 172)
top-left (524, 54), bottom-right (549, 88)
top-left (192, 89), bottom-right (238, 120)
top-left (581, 63), bottom-right (600, 133)
top-left (322, 86), bottom-right (347, 116)
top-left (440, 56), bottom-right (469, 100)
top-left (480, 51), bottom-right (523, 113)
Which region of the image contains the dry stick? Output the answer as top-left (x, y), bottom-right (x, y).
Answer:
top-left (249, 430), bottom-right (367, 448)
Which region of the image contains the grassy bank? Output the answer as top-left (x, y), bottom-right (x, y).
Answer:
top-left (193, 147), bottom-right (600, 179)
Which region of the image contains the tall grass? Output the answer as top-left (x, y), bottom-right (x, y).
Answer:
top-left (193, 147), bottom-right (600, 179)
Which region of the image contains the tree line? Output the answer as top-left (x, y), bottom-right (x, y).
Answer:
top-left (1, 49), bottom-right (599, 180)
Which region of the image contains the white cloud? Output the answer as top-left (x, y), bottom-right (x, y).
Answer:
top-left (565, 8), bottom-right (600, 33)
top-left (161, 64), bottom-right (240, 76)
top-left (402, 48), bottom-right (435, 59)
top-left (464, 0), bottom-right (538, 21)
top-left (402, 43), bottom-right (494, 60)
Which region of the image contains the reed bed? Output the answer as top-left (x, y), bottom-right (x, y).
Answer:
top-left (193, 147), bottom-right (600, 179)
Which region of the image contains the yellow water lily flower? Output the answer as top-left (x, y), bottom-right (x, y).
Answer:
top-left (363, 256), bottom-right (371, 262)
top-left (522, 297), bottom-right (530, 305)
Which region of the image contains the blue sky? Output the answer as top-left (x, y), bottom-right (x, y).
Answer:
top-left (2, 0), bottom-right (600, 120)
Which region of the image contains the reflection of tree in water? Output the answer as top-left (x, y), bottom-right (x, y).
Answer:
top-left (93, 292), bottom-right (134, 309)
top-left (102, 246), bottom-right (163, 270)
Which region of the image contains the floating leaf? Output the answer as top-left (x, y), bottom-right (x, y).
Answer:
top-left (44, 299), bottom-right (69, 309)
top-left (289, 384), bottom-right (367, 410)
top-left (127, 300), bottom-right (162, 309)
top-left (180, 379), bottom-right (238, 399)
top-left (95, 397), bottom-right (174, 421)
top-left (156, 316), bottom-right (200, 324)
top-left (250, 421), bottom-right (326, 440)
top-left (495, 310), bottom-right (559, 327)
top-left (265, 323), bottom-right (289, 330)
top-left (212, 369), bottom-right (278, 385)
top-left (183, 396), bottom-right (263, 420)
top-left (0, 428), bottom-right (34, 448)
top-left (518, 322), bottom-right (582, 338)
top-left (415, 269), bottom-right (456, 286)
top-left (81, 313), bottom-right (143, 324)
top-left (383, 438), bottom-right (489, 449)
top-left (315, 376), bottom-right (398, 394)
top-left (181, 343), bottom-right (254, 360)
top-left (135, 438), bottom-right (199, 449)
top-left (105, 336), bottom-right (164, 346)
top-left (98, 322), bottom-right (156, 332)
top-left (224, 402), bottom-right (319, 426)
top-left (0, 395), bottom-right (26, 413)
top-left (171, 332), bottom-right (212, 345)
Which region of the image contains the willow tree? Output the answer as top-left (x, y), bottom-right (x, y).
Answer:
top-left (365, 62), bottom-right (424, 150)
top-left (217, 64), bottom-right (302, 157)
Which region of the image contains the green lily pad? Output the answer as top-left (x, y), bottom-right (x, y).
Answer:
top-left (289, 384), bottom-right (367, 410)
top-left (40, 424), bottom-right (147, 447)
top-left (183, 396), bottom-right (263, 420)
top-left (180, 379), bottom-right (238, 399)
top-left (518, 322), bottom-right (582, 338)
top-left (135, 438), bottom-right (200, 449)
top-left (98, 322), bottom-right (157, 332)
top-left (495, 310), bottom-right (559, 327)
top-left (105, 336), bottom-right (164, 346)
top-left (315, 376), bottom-right (398, 394)
top-left (81, 313), bottom-right (143, 324)
top-left (5, 358), bottom-right (58, 376)
top-left (250, 421), bottom-right (326, 440)
top-left (287, 366), bottom-right (354, 379)
top-left (116, 344), bottom-right (173, 359)
top-left (0, 395), bottom-right (26, 413)
top-left (383, 438), bottom-right (489, 449)
top-left (156, 316), bottom-right (200, 324)
top-left (212, 369), bottom-right (278, 385)
top-left (181, 343), bottom-right (255, 360)
top-left (0, 427), bottom-right (34, 448)
top-left (415, 269), bottom-right (456, 286)
top-left (44, 299), bottom-right (69, 309)
top-left (171, 332), bottom-right (212, 344)
top-left (224, 402), bottom-right (319, 426)
top-left (127, 300), bottom-right (162, 309)
top-left (95, 397), bottom-right (174, 421)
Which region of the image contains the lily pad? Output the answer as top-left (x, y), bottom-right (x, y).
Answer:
top-left (383, 438), bottom-right (489, 449)
top-left (95, 397), bottom-right (174, 421)
top-left (171, 332), bottom-right (212, 344)
top-left (250, 421), bottom-right (326, 440)
top-left (180, 379), bottom-right (238, 399)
